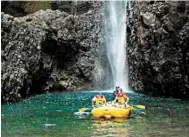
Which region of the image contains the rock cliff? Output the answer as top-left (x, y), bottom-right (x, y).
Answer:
top-left (127, 1), bottom-right (189, 97)
top-left (1, 1), bottom-right (103, 103)
top-left (2, 1), bottom-right (189, 103)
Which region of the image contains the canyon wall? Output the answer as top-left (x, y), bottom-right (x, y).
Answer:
top-left (1, 1), bottom-right (103, 103)
top-left (127, 1), bottom-right (189, 97)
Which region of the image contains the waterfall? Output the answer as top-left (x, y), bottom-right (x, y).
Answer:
top-left (104, 1), bottom-right (128, 91)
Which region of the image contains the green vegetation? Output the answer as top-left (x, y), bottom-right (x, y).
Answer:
top-left (24, 1), bottom-right (51, 14)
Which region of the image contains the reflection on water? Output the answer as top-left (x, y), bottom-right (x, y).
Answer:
top-left (91, 118), bottom-right (128, 137)
top-left (2, 92), bottom-right (189, 137)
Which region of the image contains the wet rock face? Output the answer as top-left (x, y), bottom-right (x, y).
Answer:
top-left (127, 1), bottom-right (189, 98)
top-left (1, 2), bottom-right (103, 103)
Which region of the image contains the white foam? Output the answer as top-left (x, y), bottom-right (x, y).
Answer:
top-left (89, 89), bottom-right (133, 93)
top-left (45, 124), bottom-right (56, 127)
top-left (74, 112), bottom-right (90, 115)
top-left (56, 110), bottom-right (62, 112)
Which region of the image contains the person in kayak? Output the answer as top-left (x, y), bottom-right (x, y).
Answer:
top-left (112, 88), bottom-right (129, 108)
top-left (113, 86), bottom-right (120, 100)
top-left (92, 94), bottom-right (107, 108)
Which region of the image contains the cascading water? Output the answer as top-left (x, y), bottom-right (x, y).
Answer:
top-left (104, 1), bottom-right (128, 91)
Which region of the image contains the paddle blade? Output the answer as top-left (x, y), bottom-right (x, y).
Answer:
top-left (135, 105), bottom-right (146, 110)
top-left (130, 106), bottom-right (135, 111)
top-left (79, 108), bottom-right (88, 112)
top-left (74, 112), bottom-right (90, 115)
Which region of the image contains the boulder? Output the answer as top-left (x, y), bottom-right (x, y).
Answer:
top-left (1, 1), bottom-right (103, 103)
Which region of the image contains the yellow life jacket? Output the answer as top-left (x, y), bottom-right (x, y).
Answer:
top-left (117, 94), bottom-right (127, 104)
top-left (117, 97), bottom-right (125, 104)
top-left (95, 95), bottom-right (105, 105)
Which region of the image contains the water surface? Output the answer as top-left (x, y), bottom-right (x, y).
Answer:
top-left (2, 92), bottom-right (189, 137)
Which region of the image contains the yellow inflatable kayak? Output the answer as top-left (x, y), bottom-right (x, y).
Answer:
top-left (91, 106), bottom-right (134, 118)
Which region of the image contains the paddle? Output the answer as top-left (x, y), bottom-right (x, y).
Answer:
top-left (74, 111), bottom-right (91, 115)
top-left (79, 105), bottom-right (146, 112)
top-left (133, 105), bottom-right (146, 110)
top-left (79, 108), bottom-right (92, 112)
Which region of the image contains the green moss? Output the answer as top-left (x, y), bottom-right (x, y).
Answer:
top-left (24, 1), bottom-right (51, 14)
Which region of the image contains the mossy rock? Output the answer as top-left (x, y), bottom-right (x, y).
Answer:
top-left (24, 1), bottom-right (51, 14)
